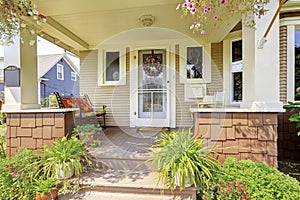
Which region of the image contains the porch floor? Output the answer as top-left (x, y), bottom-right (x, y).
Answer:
top-left (88, 126), bottom-right (162, 170)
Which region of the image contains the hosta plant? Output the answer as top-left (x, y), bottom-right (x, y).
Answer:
top-left (152, 131), bottom-right (218, 191)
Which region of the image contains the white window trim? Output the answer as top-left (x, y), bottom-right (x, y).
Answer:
top-left (286, 24), bottom-right (300, 102)
top-left (71, 71), bottom-right (76, 81)
top-left (281, 17), bottom-right (300, 102)
top-left (179, 43), bottom-right (211, 84)
top-left (98, 46), bottom-right (126, 86)
top-left (223, 32), bottom-right (242, 106)
top-left (57, 63), bottom-right (64, 80)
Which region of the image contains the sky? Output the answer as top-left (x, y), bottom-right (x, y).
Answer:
top-left (0, 37), bottom-right (80, 69)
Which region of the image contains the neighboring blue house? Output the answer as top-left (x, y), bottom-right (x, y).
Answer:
top-left (0, 56), bottom-right (4, 92)
top-left (38, 53), bottom-right (80, 100)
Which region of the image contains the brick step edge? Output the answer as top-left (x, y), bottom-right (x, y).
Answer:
top-left (76, 184), bottom-right (198, 200)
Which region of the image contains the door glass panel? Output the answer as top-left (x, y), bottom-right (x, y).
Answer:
top-left (233, 72), bottom-right (243, 101)
top-left (138, 50), bottom-right (167, 119)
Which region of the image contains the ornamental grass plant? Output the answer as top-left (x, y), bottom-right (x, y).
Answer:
top-left (42, 136), bottom-right (91, 179)
top-left (152, 130), bottom-right (218, 190)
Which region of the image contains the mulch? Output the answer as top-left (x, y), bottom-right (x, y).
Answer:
top-left (278, 160), bottom-right (300, 181)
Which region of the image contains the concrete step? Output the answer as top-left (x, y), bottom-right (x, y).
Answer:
top-left (96, 157), bottom-right (156, 171)
top-left (58, 189), bottom-right (195, 200)
top-left (58, 169), bottom-right (197, 200)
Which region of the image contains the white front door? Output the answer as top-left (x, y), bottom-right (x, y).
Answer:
top-left (131, 48), bottom-right (170, 127)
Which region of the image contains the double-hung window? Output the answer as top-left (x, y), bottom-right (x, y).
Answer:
top-left (180, 44), bottom-right (211, 84)
top-left (71, 71), bottom-right (76, 81)
top-left (98, 47), bottom-right (126, 86)
top-left (231, 40), bottom-right (243, 102)
top-left (57, 64), bottom-right (64, 80)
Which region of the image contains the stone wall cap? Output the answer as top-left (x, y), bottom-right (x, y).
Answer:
top-left (189, 107), bottom-right (285, 113)
top-left (3, 108), bottom-right (78, 113)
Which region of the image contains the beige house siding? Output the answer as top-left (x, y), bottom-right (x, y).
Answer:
top-left (207, 42), bottom-right (223, 94)
top-left (280, 25), bottom-right (287, 103)
top-left (80, 50), bottom-right (130, 127)
top-left (175, 45), bottom-right (193, 128)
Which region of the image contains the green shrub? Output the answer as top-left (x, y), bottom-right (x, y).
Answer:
top-left (201, 158), bottom-right (300, 200)
top-left (0, 135), bottom-right (6, 159)
top-left (0, 124), bottom-right (6, 159)
top-left (201, 179), bottom-right (252, 200)
top-left (0, 148), bottom-right (42, 199)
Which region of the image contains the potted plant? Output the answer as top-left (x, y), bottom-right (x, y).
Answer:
top-left (34, 176), bottom-right (58, 200)
top-left (152, 131), bottom-right (218, 191)
top-left (42, 136), bottom-right (90, 180)
top-left (72, 124), bottom-right (101, 145)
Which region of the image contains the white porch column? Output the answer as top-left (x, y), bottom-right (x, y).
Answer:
top-left (241, 0), bottom-right (283, 111)
top-left (3, 35), bottom-right (40, 110)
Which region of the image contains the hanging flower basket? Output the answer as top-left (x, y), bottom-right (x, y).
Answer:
top-left (177, 0), bottom-right (270, 35)
top-left (0, 0), bottom-right (46, 45)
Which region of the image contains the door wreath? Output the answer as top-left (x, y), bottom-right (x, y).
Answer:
top-left (143, 54), bottom-right (163, 77)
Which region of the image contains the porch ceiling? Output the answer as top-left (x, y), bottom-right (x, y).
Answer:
top-left (34, 0), bottom-right (240, 54)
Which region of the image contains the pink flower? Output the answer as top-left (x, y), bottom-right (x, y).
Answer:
top-left (182, 2), bottom-right (187, 7)
top-left (238, 184), bottom-right (242, 190)
top-left (214, 15), bottom-right (218, 20)
top-left (190, 8), bottom-right (196, 14)
top-left (220, 0), bottom-right (226, 5)
top-left (228, 182), bottom-right (231, 188)
top-left (203, 6), bottom-right (210, 13)
top-left (201, 30), bottom-right (206, 35)
top-left (187, 3), bottom-right (194, 10)
top-left (176, 4), bottom-right (181, 10)
top-left (195, 23), bottom-right (201, 28)
top-left (186, 0), bottom-right (192, 2)
top-left (190, 24), bottom-right (195, 29)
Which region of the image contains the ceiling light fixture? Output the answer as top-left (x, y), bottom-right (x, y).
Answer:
top-left (139, 15), bottom-right (155, 27)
